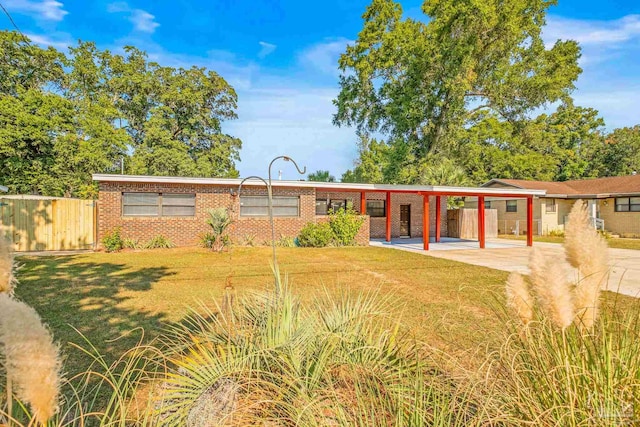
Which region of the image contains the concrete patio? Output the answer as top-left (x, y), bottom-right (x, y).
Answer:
top-left (370, 237), bottom-right (640, 298)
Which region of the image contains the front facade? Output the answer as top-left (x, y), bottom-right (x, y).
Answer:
top-left (473, 176), bottom-right (640, 237)
top-left (94, 174), bottom-right (544, 250)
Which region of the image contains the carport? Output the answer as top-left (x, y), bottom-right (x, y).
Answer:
top-left (315, 184), bottom-right (545, 251)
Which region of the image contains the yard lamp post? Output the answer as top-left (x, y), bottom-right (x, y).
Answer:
top-left (236, 156), bottom-right (306, 298)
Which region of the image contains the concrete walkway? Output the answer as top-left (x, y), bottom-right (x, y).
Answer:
top-left (370, 238), bottom-right (640, 297)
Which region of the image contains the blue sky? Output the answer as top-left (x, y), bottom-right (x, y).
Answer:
top-left (2, 0), bottom-right (640, 179)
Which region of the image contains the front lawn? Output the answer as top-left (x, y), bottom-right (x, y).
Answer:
top-left (16, 246), bottom-right (511, 376)
top-left (15, 245), bottom-right (635, 379)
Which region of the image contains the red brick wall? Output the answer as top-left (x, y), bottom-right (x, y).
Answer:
top-left (316, 191), bottom-right (447, 239)
top-left (98, 183), bottom-right (445, 248)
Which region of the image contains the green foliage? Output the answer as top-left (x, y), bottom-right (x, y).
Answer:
top-left (298, 210), bottom-right (365, 247)
top-left (494, 307), bottom-right (640, 426)
top-left (276, 235), bottom-right (297, 247)
top-left (122, 238), bottom-right (141, 249)
top-left (307, 169), bottom-right (336, 182)
top-left (334, 0), bottom-right (581, 156)
top-left (0, 31), bottom-right (242, 197)
top-left (298, 222), bottom-right (334, 247)
top-left (101, 228), bottom-right (123, 252)
top-left (203, 208), bottom-right (233, 251)
top-left (144, 235), bottom-right (174, 249)
top-left (158, 279), bottom-right (483, 425)
top-left (329, 208), bottom-right (365, 246)
top-left (590, 126), bottom-right (640, 177)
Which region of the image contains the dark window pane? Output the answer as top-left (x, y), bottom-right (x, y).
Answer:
top-left (316, 200), bottom-right (328, 215)
top-left (366, 200), bottom-right (386, 217)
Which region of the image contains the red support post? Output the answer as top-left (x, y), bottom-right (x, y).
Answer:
top-left (478, 196), bottom-right (486, 249)
top-left (527, 196), bottom-right (534, 247)
top-left (435, 195), bottom-right (441, 243)
top-left (423, 194), bottom-right (430, 251)
top-left (385, 191), bottom-right (392, 242)
top-left (360, 191), bottom-right (366, 215)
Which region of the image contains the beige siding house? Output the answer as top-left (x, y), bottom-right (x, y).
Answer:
top-left (466, 176), bottom-right (640, 237)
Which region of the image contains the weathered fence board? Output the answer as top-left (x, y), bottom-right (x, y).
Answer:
top-left (447, 208), bottom-right (498, 239)
top-left (0, 197), bottom-right (95, 251)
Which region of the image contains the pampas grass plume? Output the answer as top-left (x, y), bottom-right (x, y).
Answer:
top-left (506, 272), bottom-right (533, 326)
top-left (528, 248), bottom-right (574, 330)
top-left (0, 234), bottom-right (15, 294)
top-left (0, 294), bottom-right (61, 424)
top-left (564, 200), bottom-right (609, 329)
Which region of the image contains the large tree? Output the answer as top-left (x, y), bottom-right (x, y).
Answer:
top-left (0, 32), bottom-right (242, 197)
top-left (334, 0), bottom-right (582, 160)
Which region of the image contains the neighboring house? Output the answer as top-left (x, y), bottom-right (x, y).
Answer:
top-left (466, 175), bottom-right (640, 237)
top-left (93, 174), bottom-right (543, 250)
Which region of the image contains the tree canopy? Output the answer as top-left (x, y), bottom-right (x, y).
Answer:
top-left (307, 170), bottom-right (336, 182)
top-left (0, 31), bottom-right (241, 197)
top-left (337, 0), bottom-right (639, 185)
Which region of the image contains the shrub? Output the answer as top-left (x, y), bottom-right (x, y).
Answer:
top-left (144, 235), bottom-right (174, 249)
top-left (101, 228), bottom-right (123, 252)
top-left (547, 229), bottom-right (565, 237)
top-left (298, 221), bottom-right (333, 247)
top-left (328, 207), bottom-right (365, 246)
top-left (276, 235), bottom-right (296, 247)
top-left (122, 238), bottom-right (141, 250)
top-left (203, 208), bottom-right (233, 252)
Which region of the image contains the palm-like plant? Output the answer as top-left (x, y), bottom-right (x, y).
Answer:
top-left (202, 208), bottom-right (232, 251)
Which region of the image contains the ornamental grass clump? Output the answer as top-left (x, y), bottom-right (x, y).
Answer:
top-left (492, 200), bottom-right (640, 426)
top-left (153, 273), bottom-right (491, 426)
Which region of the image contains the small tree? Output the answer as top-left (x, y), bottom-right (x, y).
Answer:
top-left (202, 208), bottom-right (233, 252)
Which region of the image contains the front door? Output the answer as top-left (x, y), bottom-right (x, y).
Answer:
top-left (400, 205), bottom-right (411, 237)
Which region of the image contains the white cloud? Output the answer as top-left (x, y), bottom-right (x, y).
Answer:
top-left (107, 2), bottom-right (159, 34)
top-left (258, 41), bottom-right (276, 59)
top-left (25, 32), bottom-right (70, 49)
top-left (544, 14), bottom-right (640, 47)
top-left (298, 38), bottom-right (352, 75)
top-left (3, 0), bottom-right (68, 21)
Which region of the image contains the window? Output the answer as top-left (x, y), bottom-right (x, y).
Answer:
top-left (484, 200), bottom-right (491, 209)
top-left (366, 200), bottom-right (386, 217)
top-left (162, 194), bottom-right (196, 216)
top-left (506, 200), bottom-right (518, 213)
top-left (545, 199), bottom-right (557, 213)
top-left (615, 197), bottom-right (640, 212)
top-left (122, 193), bottom-right (195, 217)
top-left (315, 199), bottom-right (328, 215)
top-left (240, 196), bottom-right (300, 217)
top-left (329, 199), bottom-right (347, 212)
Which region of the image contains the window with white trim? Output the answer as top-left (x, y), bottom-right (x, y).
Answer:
top-left (506, 200), bottom-right (518, 213)
top-left (545, 199), bottom-right (557, 213)
top-left (240, 196), bottom-right (300, 217)
top-left (615, 197), bottom-right (640, 212)
top-left (122, 193), bottom-right (195, 217)
top-left (484, 200), bottom-right (491, 209)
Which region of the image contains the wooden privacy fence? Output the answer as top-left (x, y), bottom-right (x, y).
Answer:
top-left (447, 208), bottom-right (498, 239)
top-left (0, 196), bottom-right (95, 251)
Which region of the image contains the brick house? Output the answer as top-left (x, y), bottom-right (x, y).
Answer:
top-left (93, 174), bottom-right (544, 250)
top-left (465, 175), bottom-right (640, 237)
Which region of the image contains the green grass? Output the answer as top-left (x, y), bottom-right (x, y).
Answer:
top-left (14, 247), bottom-right (510, 376)
top-left (13, 246), bottom-right (635, 379)
top-left (499, 234), bottom-right (640, 250)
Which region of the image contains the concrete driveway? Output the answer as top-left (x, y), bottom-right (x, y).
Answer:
top-left (370, 238), bottom-right (640, 297)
